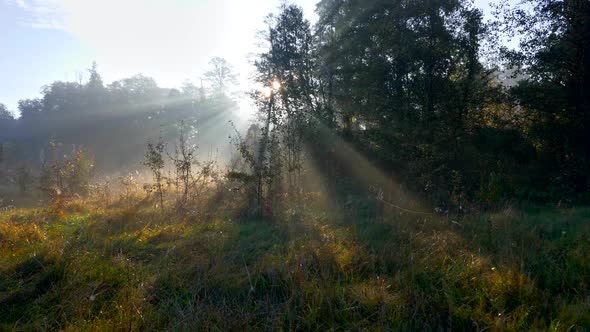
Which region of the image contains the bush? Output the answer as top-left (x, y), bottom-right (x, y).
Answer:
top-left (39, 141), bottom-right (95, 210)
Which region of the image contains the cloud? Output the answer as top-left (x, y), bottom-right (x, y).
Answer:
top-left (7, 0), bottom-right (270, 81)
top-left (5, 0), bottom-right (319, 90)
top-left (14, 0), bottom-right (29, 9)
top-left (7, 0), bottom-right (66, 29)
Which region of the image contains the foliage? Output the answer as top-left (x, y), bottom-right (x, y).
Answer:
top-left (492, 0), bottom-right (590, 199)
top-left (0, 60), bottom-right (237, 174)
top-left (242, 4), bottom-right (316, 215)
top-left (228, 122), bottom-right (264, 214)
top-left (0, 104), bottom-right (15, 142)
top-left (169, 122), bottom-right (197, 208)
top-left (36, 140), bottom-right (94, 217)
top-left (142, 133), bottom-right (166, 212)
top-left (39, 141), bottom-right (93, 198)
top-left (234, 0), bottom-right (588, 206)
top-left (204, 57), bottom-right (238, 95)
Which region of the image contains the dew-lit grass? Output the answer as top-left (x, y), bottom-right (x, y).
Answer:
top-left (1, 197), bottom-right (589, 330)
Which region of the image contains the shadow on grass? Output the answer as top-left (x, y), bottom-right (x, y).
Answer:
top-left (0, 252), bottom-right (66, 326)
top-left (1, 179), bottom-right (589, 330)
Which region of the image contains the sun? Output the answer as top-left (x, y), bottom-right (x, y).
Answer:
top-left (261, 86), bottom-right (273, 98)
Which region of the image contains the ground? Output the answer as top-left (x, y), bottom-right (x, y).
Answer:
top-left (1, 197), bottom-right (589, 331)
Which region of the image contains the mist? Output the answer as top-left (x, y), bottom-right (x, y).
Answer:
top-left (0, 59), bottom-right (246, 177)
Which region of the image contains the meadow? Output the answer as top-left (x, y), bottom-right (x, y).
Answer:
top-left (1, 189), bottom-right (589, 331)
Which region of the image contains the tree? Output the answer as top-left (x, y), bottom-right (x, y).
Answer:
top-left (0, 103), bottom-right (12, 120)
top-left (143, 133), bottom-right (166, 212)
top-left (37, 140), bottom-right (95, 208)
top-left (169, 122), bottom-right (197, 208)
top-left (87, 61), bottom-right (104, 90)
top-left (228, 123), bottom-right (263, 212)
top-left (204, 57), bottom-right (238, 95)
top-left (17, 98), bottom-right (43, 120)
top-left (315, 0), bottom-right (491, 205)
top-left (180, 80), bottom-right (201, 100)
top-left (0, 103), bottom-right (15, 141)
top-left (496, 0), bottom-right (590, 197)
top-left (252, 4), bottom-right (316, 200)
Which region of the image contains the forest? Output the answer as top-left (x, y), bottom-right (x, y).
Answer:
top-left (1, 0), bottom-right (589, 330)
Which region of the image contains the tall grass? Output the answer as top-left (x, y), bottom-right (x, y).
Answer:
top-left (1, 193), bottom-right (589, 330)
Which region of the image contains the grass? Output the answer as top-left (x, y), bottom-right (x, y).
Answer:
top-left (1, 194), bottom-right (589, 331)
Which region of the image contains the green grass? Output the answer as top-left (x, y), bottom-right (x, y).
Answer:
top-left (1, 199), bottom-right (589, 331)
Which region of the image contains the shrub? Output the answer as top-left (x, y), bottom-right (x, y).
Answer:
top-left (143, 133), bottom-right (166, 212)
top-left (39, 140), bottom-right (95, 214)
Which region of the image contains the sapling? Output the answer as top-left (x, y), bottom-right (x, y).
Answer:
top-left (169, 122), bottom-right (197, 209)
top-left (143, 133), bottom-right (166, 212)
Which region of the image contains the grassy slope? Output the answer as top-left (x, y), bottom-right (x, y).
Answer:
top-left (1, 200), bottom-right (589, 331)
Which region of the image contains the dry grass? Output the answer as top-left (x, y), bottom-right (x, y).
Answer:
top-left (1, 191), bottom-right (589, 331)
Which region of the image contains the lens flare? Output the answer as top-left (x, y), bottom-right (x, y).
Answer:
top-left (261, 86), bottom-right (272, 98)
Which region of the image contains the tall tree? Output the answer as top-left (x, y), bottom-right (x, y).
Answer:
top-left (315, 0), bottom-right (491, 204)
top-left (497, 0), bottom-right (590, 196)
top-left (204, 57), bottom-right (238, 95)
top-left (0, 103), bottom-right (15, 140)
top-left (87, 61), bottom-right (104, 90)
top-left (255, 4), bottom-right (316, 196)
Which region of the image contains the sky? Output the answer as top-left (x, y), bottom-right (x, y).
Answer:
top-left (0, 0), bottom-right (494, 116)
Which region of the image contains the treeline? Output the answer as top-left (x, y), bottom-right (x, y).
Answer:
top-left (233, 0), bottom-right (589, 212)
top-left (1, 0), bottom-right (589, 209)
top-left (0, 59), bottom-right (239, 174)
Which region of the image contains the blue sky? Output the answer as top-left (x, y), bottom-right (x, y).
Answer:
top-left (0, 0), bottom-right (494, 116)
top-left (1, 2), bottom-right (93, 113)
